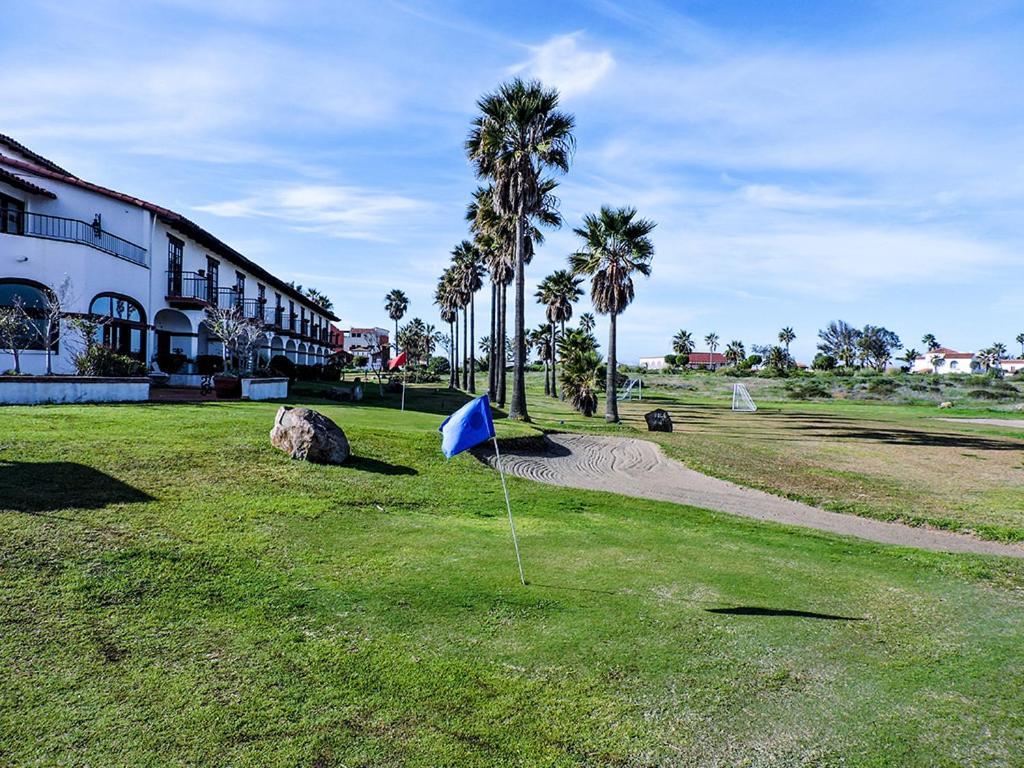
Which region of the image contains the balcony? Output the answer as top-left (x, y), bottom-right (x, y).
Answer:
top-left (166, 271), bottom-right (212, 307)
top-left (3, 210), bottom-right (148, 265)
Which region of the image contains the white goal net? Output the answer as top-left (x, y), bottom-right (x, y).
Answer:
top-left (731, 383), bottom-right (757, 412)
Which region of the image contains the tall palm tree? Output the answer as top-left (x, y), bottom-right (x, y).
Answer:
top-left (921, 333), bottom-right (940, 352)
top-left (672, 329), bottom-right (695, 356)
top-left (992, 342), bottom-right (1007, 360)
top-left (536, 269), bottom-right (583, 399)
top-left (779, 327), bottom-right (796, 354)
top-left (578, 312), bottom-right (596, 334)
top-left (530, 324), bottom-right (553, 396)
top-left (1017, 333), bottom-right (1024, 357)
top-left (467, 78), bottom-right (575, 421)
top-left (570, 206), bottom-right (656, 423)
top-left (704, 332), bottom-right (719, 369)
top-left (384, 289), bottom-right (409, 359)
top-left (724, 340), bottom-right (746, 366)
top-left (451, 240), bottom-right (484, 393)
top-left (435, 270), bottom-right (459, 389)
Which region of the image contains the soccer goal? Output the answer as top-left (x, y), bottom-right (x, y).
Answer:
top-left (731, 383), bottom-right (757, 412)
top-left (619, 378), bottom-right (643, 401)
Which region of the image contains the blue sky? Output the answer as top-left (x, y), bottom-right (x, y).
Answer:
top-left (3, 0), bottom-right (1023, 362)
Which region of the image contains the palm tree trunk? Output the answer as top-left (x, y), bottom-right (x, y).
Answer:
top-left (462, 308), bottom-right (468, 390)
top-left (449, 321), bottom-right (455, 388)
top-left (468, 292), bottom-right (476, 394)
top-left (394, 319), bottom-right (399, 361)
top-left (606, 311), bottom-right (619, 423)
top-left (543, 338), bottom-right (550, 396)
top-left (453, 318), bottom-right (459, 389)
top-left (509, 213), bottom-right (529, 420)
top-left (488, 282), bottom-right (496, 400)
top-left (552, 321), bottom-right (560, 399)
top-left (498, 281), bottom-right (508, 407)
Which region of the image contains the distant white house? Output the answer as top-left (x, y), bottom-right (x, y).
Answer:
top-left (911, 348), bottom-right (977, 374)
top-left (998, 359), bottom-right (1024, 375)
top-left (640, 352), bottom-right (727, 371)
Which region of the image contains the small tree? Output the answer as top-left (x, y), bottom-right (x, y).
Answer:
top-left (204, 305), bottom-right (266, 376)
top-left (0, 301), bottom-right (31, 374)
top-left (27, 275), bottom-right (74, 375)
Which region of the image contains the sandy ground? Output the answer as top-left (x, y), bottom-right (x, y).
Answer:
top-left (937, 417), bottom-right (1024, 430)
top-left (483, 433), bottom-right (1024, 559)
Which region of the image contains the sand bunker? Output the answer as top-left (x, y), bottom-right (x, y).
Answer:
top-left (937, 418), bottom-right (1024, 430)
top-left (482, 433), bottom-right (1024, 559)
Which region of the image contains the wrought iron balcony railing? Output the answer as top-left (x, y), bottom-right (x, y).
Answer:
top-left (4, 210), bottom-right (148, 265)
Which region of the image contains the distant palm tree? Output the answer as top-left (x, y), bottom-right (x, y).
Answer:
top-left (578, 312), bottom-right (595, 334)
top-left (921, 333), bottom-right (940, 352)
top-left (530, 324), bottom-right (553, 396)
top-left (536, 269), bottom-right (584, 399)
top-left (672, 329), bottom-right (695, 356)
top-left (434, 271), bottom-right (459, 388)
top-left (900, 348), bottom-right (920, 371)
top-left (1017, 333), bottom-right (1024, 357)
top-left (704, 333), bottom-right (719, 369)
top-left (384, 289), bottom-right (409, 359)
top-left (724, 340), bottom-right (746, 366)
top-left (779, 327), bottom-right (796, 353)
top-left (570, 206), bottom-right (656, 423)
top-left (451, 240), bottom-right (483, 393)
top-left (466, 78), bottom-right (575, 421)
top-left (992, 342), bottom-right (1008, 359)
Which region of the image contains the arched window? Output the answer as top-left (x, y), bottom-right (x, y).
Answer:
top-left (90, 293), bottom-right (146, 360)
top-left (0, 279), bottom-right (55, 351)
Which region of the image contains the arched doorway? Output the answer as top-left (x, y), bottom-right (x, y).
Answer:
top-left (153, 308), bottom-right (193, 366)
top-left (285, 339), bottom-right (297, 363)
top-left (89, 293), bottom-right (147, 361)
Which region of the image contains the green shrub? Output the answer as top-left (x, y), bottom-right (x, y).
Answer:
top-left (156, 351), bottom-right (188, 374)
top-left (74, 346), bottom-right (146, 377)
top-left (785, 379), bottom-right (832, 399)
top-left (812, 353), bottom-right (838, 371)
top-left (195, 355), bottom-right (224, 376)
top-left (269, 355), bottom-right (295, 379)
top-left (968, 389), bottom-right (1002, 400)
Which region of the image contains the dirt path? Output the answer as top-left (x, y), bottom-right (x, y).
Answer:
top-left (483, 433), bottom-right (1024, 559)
top-left (937, 417), bottom-right (1024, 430)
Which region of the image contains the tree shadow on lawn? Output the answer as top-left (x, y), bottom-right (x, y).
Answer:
top-left (707, 606), bottom-right (863, 621)
top-left (299, 385), bottom-right (477, 418)
top-left (345, 455), bottom-right (417, 476)
top-left (0, 460), bottom-right (154, 515)
top-left (779, 423), bottom-right (1022, 451)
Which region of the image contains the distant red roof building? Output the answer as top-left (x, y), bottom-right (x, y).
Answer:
top-left (687, 352), bottom-right (727, 366)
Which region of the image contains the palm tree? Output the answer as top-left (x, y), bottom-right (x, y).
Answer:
top-left (558, 328), bottom-right (603, 417)
top-left (451, 241), bottom-right (484, 392)
top-left (434, 271), bottom-right (459, 388)
top-left (578, 312), bottom-right (595, 334)
top-left (672, 329), bottom-right (695, 356)
top-left (536, 269), bottom-right (583, 399)
top-left (570, 206), bottom-right (656, 423)
top-left (900, 348), bottom-right (920, 371)
top-left (779, 327), bottom-right (796, 354)
top-left (466, 78), bottom-right (575, 421)
top-left (992, 342), bottom-right (1008, 360)
top-left (724, 340), bottom-right (746, 366)
top-left (530, 324), bottom-right (553, 396)
top-left (704, 333), bottom-right (719, 369)
top-left (1016, 333), bottom-right (1024, 357)
top-left (921, 333), bottom-right (940, 352)
top-left (384, 289), bottom-right (409, 360)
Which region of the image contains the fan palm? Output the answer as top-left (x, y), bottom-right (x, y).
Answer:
top-left (704, 333), bottom-right (720, 369)
top-left (1017, 333), bottom-right (1024, 357)
top-left (434, 271), bottom-right (459, 388)
top-left (569, 206), bottom-right (656, 423)
top-left (578, 312), bottom-right (595, 334)
top-left (530, 324), bottom-right (553, 396)
top-left (558, 328), bottom-right (603, 417)
top-left (672, 329), bottom-right (694, 356)
top-left (384, 289), bottom-right (409, 360)
top-left (724, 340), bottom-right (746, 366)
top-left (467, 78), bottom-right (575, 421)
top-left (451, 241), bottom-right (483, 393)
top-left (779, 327), bottom-right (796, 353)
top-left (921, 333), bottom-right (940, 352)
top-left (536, 269), bottom-right (583, 399)
top-left (900, 348), bottom-right (920, 371)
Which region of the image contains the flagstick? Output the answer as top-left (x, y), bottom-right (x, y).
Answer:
top-left (492, 435), bottom-right (526, 586)
top-left (400, 373), bottom-right (406, 412)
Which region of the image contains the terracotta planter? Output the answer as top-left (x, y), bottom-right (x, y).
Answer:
top-left (213, 375), bottom-right (242, 399)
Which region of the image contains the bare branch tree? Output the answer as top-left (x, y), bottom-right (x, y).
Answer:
top-left (204, 305), bottom-right (266, 376)
top-left (0, 299), bottom-right (31, 374)
top-left (33, 275), bottom-right (74, 375)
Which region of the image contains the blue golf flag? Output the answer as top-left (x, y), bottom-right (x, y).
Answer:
top-left (439, 395), bottom-right (495, 458)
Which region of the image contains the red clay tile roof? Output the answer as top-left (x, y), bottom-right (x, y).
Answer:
top-left (687, 352), bottom-right (727, 364)
top-left (0, 167), bottom-right (56, 198)
top-left (0, 151), bottom-right (338, 321)
top-left (0, 134), bottom-right (74, 177)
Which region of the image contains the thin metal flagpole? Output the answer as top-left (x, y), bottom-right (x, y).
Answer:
top-left (491, 435), bottom-right (526, 586)
top-left (401, 374), bottom-right (406, 411)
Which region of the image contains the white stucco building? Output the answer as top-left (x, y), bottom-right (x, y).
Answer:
top-left (910, 347), bottom-right (978, 375)
top-left (0, 135), bottom-right (337, 376)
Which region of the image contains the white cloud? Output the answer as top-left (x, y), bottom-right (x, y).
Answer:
top-left (511, 33), bottom-right (615, 97)
top-left (196, 184), bottom-right (432, 242)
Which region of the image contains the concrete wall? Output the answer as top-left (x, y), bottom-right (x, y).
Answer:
top-left (242, 377), bottom-right (288, 400)
top-left (0, 377), bottom-right (149, 405)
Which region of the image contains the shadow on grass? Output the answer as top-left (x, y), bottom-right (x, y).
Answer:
top-left (292, 383), bottom-right (478, 418)
top-left (346, 455), bottom-right (417, 476)
top-left (707, 606), bottom-right (863, 621)
top-left (0, 461), bottom-right (154, 514)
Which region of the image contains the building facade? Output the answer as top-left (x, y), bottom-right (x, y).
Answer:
top-left (639, 352), bottom-right (727, 371)
top-left (340, 327), bottom-right (390, 368)
top-left (911, 348), bottom-right (977, 374)
top-left (0, 136), bottom-right (337, 376)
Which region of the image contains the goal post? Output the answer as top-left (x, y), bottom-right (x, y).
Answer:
top-left (731, 383), bottom-right (757, 412)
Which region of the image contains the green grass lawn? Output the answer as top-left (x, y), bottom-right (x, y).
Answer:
top-left (2, 389), bottom-right (1023, 766)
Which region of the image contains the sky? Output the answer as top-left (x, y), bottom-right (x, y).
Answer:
top-left (2, 0), bottom-right (1023, 363)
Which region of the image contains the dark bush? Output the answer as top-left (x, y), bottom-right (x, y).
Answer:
top-left (321, 361), bottom-right (342, 381)
top-left (156, 351), bottom-right (188, 374)
top-left (295, 364), bottom-right (321, 381)
top-left (785, 379), bottom-right (832, 399)
top-left (74, 346), bottom-right (146, 377)
top-left (428, 355), bottom-right (451, 375)
top-left (867, 378), bottom-right (899, 395)
top-left (195, 355), bottom-right (224, 375)
top-left (269, 355), bottom-right (295, 378)
top-left (968, 389), bottom-right (1002, 400)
